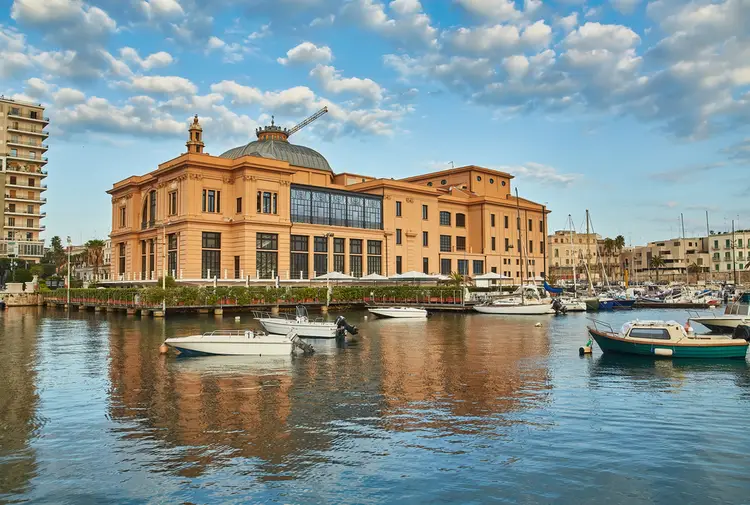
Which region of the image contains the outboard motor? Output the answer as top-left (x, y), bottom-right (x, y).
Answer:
top-left (552, 298), bottom-right (567, 315)
top-left (732, 324), bottom-right (750, 341)
top-left (335, 316), bottom-right (358, 338)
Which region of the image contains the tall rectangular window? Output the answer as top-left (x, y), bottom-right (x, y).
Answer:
top-left (167, 233), bottom-right (177, 276)
top-left (458, 259), bottom-right (468, 276)
top-left (290, 235), bottom-right (309, 279)
top-left (491, 237), bottom-right (496, 251)
top-left (367, 240), bottom-right (382, 275)
top-left (119, 207), bottom-right (126, 228)
top-left (314, 236), bottom-right (328, 275)
top-left (234, 256), bottom-right (241, 279)
top-left (423, 231), bottom-right (428, 247)
top-left (350, 239), bottom-right (363, 277)
top-left (236, 197), bottom-right (242, 213)
top-left (473, 260), bottom-right (484, 275)
top-left (422, 204), bottom-right (428, 220)
top-left (396, 228), bottom-right (402, 245)
top-left (528, 218), bottom-right (533, 231)
top-left (491, 214), bottom-right (496, 227)
top-left (256, 233), bottom-right (278, 279)
top-left (364, 199), bottom-right (382, 230)
top-left (333, 238), bottom-right (345, 273)
top-left (202, 189), bottom-right (220, 213)
top-left (396, 201), bottom-right (402, 217)
top-left (505, 238), bottom-right (510, 251)
top-left (423, 257), bottom-right (429, 274)
top-left (291, 187), bottom-right (312, 223)
top-left (330, 194), bottom-right (346, 226)
top-left (201, 232), bottom-right (221, 278)
top-left (440, 258), bottom-right (451, 275)
top-left (168, 191), bottom-right (177, 216)
top-left (539, 220), bottom-right (544, 232)
top-left (440, 235), bottom-right (452, 252)
top-left (118, 243), bottom-right (125, 275)
top-left (504, 215), bottom-right (509, 229)
top-left (149, 190), bottom-right (157, 226)
top-left (456, 213), bottom-right (466, 228)
top-left (348, 195), bottom-right (364, 228)
top-left (148, 239), bottom-right (155, 278)
top-left (440, 211), bottom-right (451, 226)
top-left (456, 236), bottom-right (466, 251)
top-left (529, 240), bottom-right (533, 254)
top-left (396, 255), bottom-right (402, 275)
top-left (141, 240), bottom-right (147, 280)
top-left (26, 218), bottom-right (33, 228)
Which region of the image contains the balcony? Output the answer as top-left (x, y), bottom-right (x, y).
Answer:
top-left (6, 139), bottom-right (48, 151)
top-left (7, 111), bottom-right (49, 124)
top-left (6, 152), bottom-right (48, 164)
top-left (0, 239), bottom-right (45, 258)
top-left (6, 125), bottom-right (49, 137)
top-left (6, 183), bottom-right (47, 192)
top-left (4, 194), bottom-right (47, 204)
top-left (5, 223), bottom-right (46, 231)
top-left (5, 208), bottom-right (45, 217)
top-left (5, 165), bottom-right (47, 177)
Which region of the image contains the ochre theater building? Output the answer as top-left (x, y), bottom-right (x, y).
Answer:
top-left (108, 116), bottom-right (549, 282)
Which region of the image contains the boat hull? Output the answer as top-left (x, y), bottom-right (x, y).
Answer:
top-left (258, 318), bottom-right (337, 338)
top-left (368, 308), bottom-right (427, 318)
top-left (165, 336), bottom-right (293, 356)
top-left (598, 299), bottom-right (615, 311)
top-left (588, 328), bottom-right (748, 359)
top-left (612, 299), bottom-right (636, 310)
top-left (584, 298), bottom-right (601, 311)
top-left (689, 317), bottom-right (750, 333)
top-left (474, 304), bottom-right (554, 315)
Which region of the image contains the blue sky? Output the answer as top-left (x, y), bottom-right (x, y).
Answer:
top-left (2, 0), bottom-right (749, 245)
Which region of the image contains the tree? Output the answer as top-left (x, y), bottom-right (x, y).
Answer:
top-left (84, 239), bottom-right (106, 278)
top-left (614, 235), bottom-right (625, 280)
top-left (603, 238), bottom-right (615, 279)
top-left (649, 255), bottom-right (666, 283)
top-left (448, 271), bottom-right (464, 286)
top-left (688, 262), bottom-right (702, 284)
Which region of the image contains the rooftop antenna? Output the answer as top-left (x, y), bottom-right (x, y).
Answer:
top-left (287, 106), bottom-right (328, 137)
top-left (449, 161), bottom-right (455, 169)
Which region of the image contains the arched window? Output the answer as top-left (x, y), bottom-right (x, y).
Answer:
top-left (149, 190), bottom-right (156, 227)
top-left (141, 198), bottom-right (148, 229)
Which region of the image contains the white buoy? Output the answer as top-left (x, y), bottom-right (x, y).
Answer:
top-left (535, 322), bottom-right (542, 327)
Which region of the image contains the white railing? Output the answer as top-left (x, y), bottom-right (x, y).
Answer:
top-left (0, 239), bottom-right (45, 257)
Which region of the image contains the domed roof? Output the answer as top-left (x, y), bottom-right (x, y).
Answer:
top-left (219, 139), bottom-right (332, 172)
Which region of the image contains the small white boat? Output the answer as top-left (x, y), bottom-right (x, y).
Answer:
top-left (164, 329), bottom-right (313, 356)
top-left (690, 292), bottom-right (750, 332)
top-left (254, 306), bottom-right (351, 339)
top-left (474, 285), bottom-right (555, 315)
top-left (561, 298), bottom-right (587, 312)
top-left (368, 306), bottom-right (428, 318)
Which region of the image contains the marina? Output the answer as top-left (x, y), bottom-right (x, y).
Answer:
top-left (2, 306), bottom-right (750, 503)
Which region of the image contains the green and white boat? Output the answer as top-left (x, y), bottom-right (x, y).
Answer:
top-left (587, 319), bottom-right (749, 359)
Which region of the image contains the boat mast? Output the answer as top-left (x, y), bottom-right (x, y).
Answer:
top-left (706, 211), bottom-right (712, 284)
top-left (733, 219), bottom-right (738, 285)
top-left (569, 214), bottom-right (577, 294)
top-left (585, 209), bottom-right (594, 295)
top-left (515, 188), bottom-right (525, 304)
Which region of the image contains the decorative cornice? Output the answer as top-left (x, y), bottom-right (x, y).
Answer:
top-left (188, 173), bottom-right (203, 180)
top-left (406, 197), bottom-right (414, 203)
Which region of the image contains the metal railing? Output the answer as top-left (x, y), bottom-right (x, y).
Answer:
top-left (587, 317), bottom-right (615, 334)
top-left (8, 111), bottom-right (49, 122)
top-left (5, 165), bottom-right (46, 175)
top-left (6, 152), bottom-right (48, 162)
top-left (0, 239), bottom-right (45, 257)
top-left (6, 125), bottom-right (48, 135)
top-left (6, 139), bottom-right (48, 149)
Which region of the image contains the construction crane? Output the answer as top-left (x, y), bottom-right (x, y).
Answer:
top-left (287, 106), bottom-right (328, 137)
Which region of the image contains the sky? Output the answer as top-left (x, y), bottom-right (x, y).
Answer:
top-left (2, 0), bottom-right (749, 246)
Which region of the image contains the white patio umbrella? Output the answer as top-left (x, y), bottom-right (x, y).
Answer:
top-left (388, 270), bottom-right (435, 281)
top-left (361, 272), bottom-right (388, 280)
top-left (474, 272), bottom-right (512, 280)
top-left (314, 271), bottom-right (356, 280)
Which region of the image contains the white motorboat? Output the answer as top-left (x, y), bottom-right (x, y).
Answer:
top-left (164, 329), bottom-right (313, 356)
top-left (254, 306), bottom-right (358, 339)
top-left (368, 306), bottom-right (428, 318)
top-left (690, 292), bottom-right (750, 332)
top-left (561, 298), bottom-right (587, 312)
top-left (474, 285), bottom-right (555, 315)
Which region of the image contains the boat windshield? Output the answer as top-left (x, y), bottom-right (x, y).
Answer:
top-left (628, 327), bottom-right (671, 340)
top-left (295, 305), bottom-right (309, 319)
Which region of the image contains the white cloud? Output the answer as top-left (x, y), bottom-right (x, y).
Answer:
top-left (11, 0), bottom-right (117, 44)
top-left (206, 36), bottom-right (246, 63)
top-left (503, 55), bottom-right (530, 79)
top-left (120, 47), bottom-right (174, 71)
top-left (247, 23), bottom-right (271, 40)
top-left (128, 75), bottom-right (197, 95)
top-left (310, 14), bottom-right (335, 27)
top-left (140, 0), bottom-right (184, 19)
top-left (310, 65), bottom-right (384, 102)
top-left (53, 87), bottom-right (87, 106)
top-left (610, 0), bottom-right (642, 14)
top-left (555, 12), bottom-right (579, 32)
top-left (563, 22), bottom-right (640, 52)
top-left (497, 162), bottom-right (580, 185)
top-left (521, 20), bottom-right (552, 48)
top-left (456, 0), bottom-right (522, 20)
top-left (341, 0), bottom-right (438, 48)
top-left (0, 26), bottom-right (33, 78)
top-left (277, 42), bottom-right (333, 66)
top-left (446, 24), bottom-right (520, 53)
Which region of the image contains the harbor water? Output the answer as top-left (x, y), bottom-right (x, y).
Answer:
top-left (2, 307), bottom-right (750, 504)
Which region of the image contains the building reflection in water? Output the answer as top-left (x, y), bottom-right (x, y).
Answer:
top-left (0, 308), bottom-right (43, 498)
top-left (376, 315), bottom-right (552, 433)
top-left (105, 312), bottom-right (552, 479)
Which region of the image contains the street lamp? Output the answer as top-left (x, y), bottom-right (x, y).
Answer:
top-left (66, 236), bottom-right (72, 306)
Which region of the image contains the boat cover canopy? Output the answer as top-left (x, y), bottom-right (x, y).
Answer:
top-left (544, 281), bottom-right (564, 294)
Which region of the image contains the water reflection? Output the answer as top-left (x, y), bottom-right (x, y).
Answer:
top-left (0, 308), bottom-right (42, 498)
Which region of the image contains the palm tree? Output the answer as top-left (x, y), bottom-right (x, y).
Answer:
top-left (614, 235), bottom-right (626, 280)
top-left (448, 271), bottom-right (464, 287)
top-left (84, 239), bottom-right (106, 279)
top-left (603, 238), bottom-right (615, 279)
top-left (649, 255), bottom-right (666, 283)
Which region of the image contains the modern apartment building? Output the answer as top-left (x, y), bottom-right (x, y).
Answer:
top-left (108, 116), bottom-right (549, 283)
top-left (0, 97), bottom-right (48, 262)
top-left (619, 237), bottom-right (711, 282)
top-left (707, 231), bottom-right (750, 281)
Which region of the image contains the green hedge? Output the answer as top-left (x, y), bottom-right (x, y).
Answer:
top-left (43, 285), bottom-right (465, 306)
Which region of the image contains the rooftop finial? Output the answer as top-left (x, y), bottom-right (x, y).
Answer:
top-left (193, 114), bottom-right (199, 124)
top-left (271, 115), bottom-right (275, 126)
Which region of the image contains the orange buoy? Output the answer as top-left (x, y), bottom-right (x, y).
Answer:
top-left (159, 343), bottom-right (169, 354)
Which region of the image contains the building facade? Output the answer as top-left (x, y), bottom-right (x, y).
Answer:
top-left (0, 97), bottom-right (48, 262)
top-left (108, 116), bottom-right (549, 283)
top-left (547, 230), bottom-right (602, 282)
top-left (706, 231), bottom-right (750, 282)
top-left (619, 237), bottom-right (710, 282)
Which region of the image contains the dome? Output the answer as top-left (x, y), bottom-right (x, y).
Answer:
top-left (219, 139), bottom-right (332, 172)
